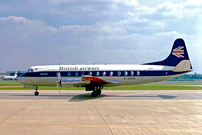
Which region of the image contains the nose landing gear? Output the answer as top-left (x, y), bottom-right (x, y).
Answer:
top-left (34, 91), bottom-right (39, 96)
top-left (34, 86), bottom-right (39, 96)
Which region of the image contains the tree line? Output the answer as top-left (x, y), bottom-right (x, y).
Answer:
top-left (172, 73), bottom-right (202, 80)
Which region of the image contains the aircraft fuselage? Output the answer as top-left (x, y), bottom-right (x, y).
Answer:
top-left (17, 64), bottom-right (189, 87)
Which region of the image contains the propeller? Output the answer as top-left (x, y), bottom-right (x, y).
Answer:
top-left (56, 72), bottom-right (61, 94)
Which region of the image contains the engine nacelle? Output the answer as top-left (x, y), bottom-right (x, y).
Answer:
top-left (60, 78), bottom-right (90, 87)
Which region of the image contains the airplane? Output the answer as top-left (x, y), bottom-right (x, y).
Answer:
top-left (4, 72), bottom-right (18, 80)
top-left (17, 38), bottom-right (192, 97)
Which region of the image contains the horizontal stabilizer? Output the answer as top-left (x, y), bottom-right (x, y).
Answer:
top-left (172, 60), bottom-right (192, 72)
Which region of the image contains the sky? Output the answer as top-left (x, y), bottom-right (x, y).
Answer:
top-left (0, 0), bottom-right (202, 73)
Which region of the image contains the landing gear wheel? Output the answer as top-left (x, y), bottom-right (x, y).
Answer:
top-left (91, 91), bottom-right (97, 97)
top-left (34, 91), bottom-right (39, 96)
top-left (97, 90), bottom-right (101, 95)
top-left (91, 87), bottom-right (102, 97)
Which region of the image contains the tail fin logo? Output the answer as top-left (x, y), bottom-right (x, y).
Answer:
top-left (172, 46), bottom-right (184, 58)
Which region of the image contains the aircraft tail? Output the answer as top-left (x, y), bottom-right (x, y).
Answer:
top-left (144, 38), bottom-right (192, 71)
top-left (14, 72), bottom-right (18, 77)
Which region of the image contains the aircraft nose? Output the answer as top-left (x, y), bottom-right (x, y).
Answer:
top-left (17, 76), bottom-right (22, 84)
top-left (17, 75), bottom-right (26, 85)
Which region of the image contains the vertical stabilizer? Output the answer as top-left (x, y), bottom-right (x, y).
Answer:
top-left (144, 38), bottom-right (192, 70)
top-left (14, 72), bottom-right (18, 77)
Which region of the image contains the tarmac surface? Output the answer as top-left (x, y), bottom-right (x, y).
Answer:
top-left (0, 90), bottom-right (202, 135)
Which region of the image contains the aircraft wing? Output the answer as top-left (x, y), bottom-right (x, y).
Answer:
top-left (82, 76), bottom-right (123, 84)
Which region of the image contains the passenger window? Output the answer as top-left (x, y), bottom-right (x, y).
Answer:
top-left (81, 72), bottom-right (84, 76)
top-left (96, 72), bottom-right (99, 76)
top-left (124, 71), bottom-right (128, 76)
top-left (89, 72), bottom-right (92, 76)
top-left (137, 71), bottom-right (140, 76)
top-left (103, 71), bottom-right (106, 76)
top-left (131, 71), bottom-right (134, 76)
top-left (75, 72), bottom-right (79, 76)
top-left (117, 71), bottom-right (121, 76)
top-left (110, 71), bottom-right (113, 76)
top-left (67, 72), bottom-right (71, 76)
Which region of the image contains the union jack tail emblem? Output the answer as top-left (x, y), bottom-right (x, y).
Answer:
top-left (172, 46), bottom-right (184, 58)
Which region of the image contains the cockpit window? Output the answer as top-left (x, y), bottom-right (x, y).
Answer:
top-left (28, 69), bottom-right (33, 72)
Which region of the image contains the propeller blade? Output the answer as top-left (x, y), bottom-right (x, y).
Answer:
top-left (58, 72), bottom-right (61, 81)
top-left (57, 72), bottom-right (61, 94)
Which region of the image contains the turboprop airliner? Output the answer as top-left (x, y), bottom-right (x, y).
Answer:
top-left (17, 38), bottom-right (192, 97)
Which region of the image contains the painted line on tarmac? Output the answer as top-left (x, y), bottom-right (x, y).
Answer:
top-left (2, 119), bottom-right (201, 133)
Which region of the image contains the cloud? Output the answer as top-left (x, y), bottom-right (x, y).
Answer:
top-left (121, 0), bottom-right (139, 6)
top-left (59, 23), bottom-right (126, 35)
top-left (0, 16), bottom-right (31, 23)
top-left (0, 0), bottom-right (202, 73)
top-left (0, 15), bottom-right (192, 52)
top-left (185, 0), bottom-right (202, 7)
top-left (49, 0), bottom-right (116, 18)
top-left (0, 16), bottom-right (58, 43)
top-left (0, 5), bottom-right (11, 11)
top-left (155, 1), bottom-right (183, 19)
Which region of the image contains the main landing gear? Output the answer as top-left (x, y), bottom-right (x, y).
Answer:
top-left (91, 87), bottom-right (102, 97)
top-left (34, 86), bottom-right (39, 96)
